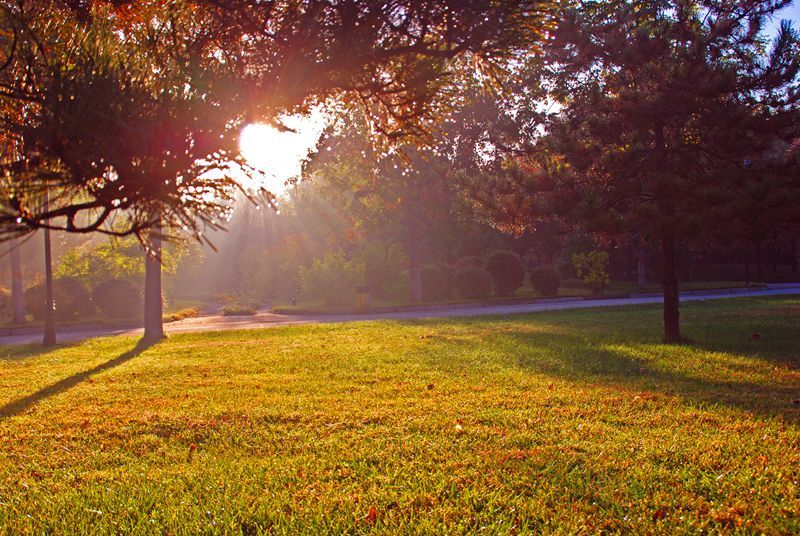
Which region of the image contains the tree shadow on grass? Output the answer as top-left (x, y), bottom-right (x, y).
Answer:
top-left (404, 315), bottom-right (800, 423)
top-left (521, 331), bottom-right (797, 421)
top-left (0, 341), bottom-right (83, 361)
top-left (0, 339), bottom-right (154, 419)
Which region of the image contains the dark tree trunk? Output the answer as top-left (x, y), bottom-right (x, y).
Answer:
top-left (744, 243), bottom-right (751, 287)
top-left (683, 249), bottom-right (694, 283)
top-left (661, 237), bottom-right (681, 343)
top-left (42, 224), bottom-right (57, 347)
top-left (637, 235), bottom-right (647, 289)
top-left (625, 241), bottom-right (633, 280)
top-left (143, 225), bottom-right (164, 343)
top-left (755, 240), bottom-right (763, 281)
top-left (792, 236), bottom-right (798, 274)
top-left (407, 214), bottom-right (422, 304)
top-left (771, 241), bottom-right (778, 272)
top-left (9, 238), bottom-right (25, 324)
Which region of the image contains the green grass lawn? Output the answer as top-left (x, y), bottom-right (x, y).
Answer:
top-left (1, 297), bottom-right (798, 533)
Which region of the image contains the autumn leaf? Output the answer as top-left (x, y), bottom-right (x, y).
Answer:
top-left (365, 506), bottom-right (378, 524)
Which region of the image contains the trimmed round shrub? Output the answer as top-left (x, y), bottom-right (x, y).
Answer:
top-left (454, 255), bottom-right (483, 269)
top-left (24, 277), bottom-right (94, 321)
top-left (454, 266), bottom-right (493, 300)
top-left (485, 250), bottom-right (525, 297)
top-left (421, 264), bottom-right (450, 302)
top-left (92, 279), bottom-right (142, 318)
top-left (530, 266), bottom-right (561, 296)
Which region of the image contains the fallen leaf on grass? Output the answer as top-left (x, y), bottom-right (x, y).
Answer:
top-left (365, 506), bottom-right (378, 523)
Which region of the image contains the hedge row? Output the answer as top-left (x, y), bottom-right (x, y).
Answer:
top-left (23, 278), bottom-right (142, 321)
top-left (421, 250), bottom-right (561, 302)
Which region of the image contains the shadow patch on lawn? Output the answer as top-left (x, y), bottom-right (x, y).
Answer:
top-left (0, 341), bottom-right (82, 361)
top-left (397, 298), bottom-right (800, 423)
top-left (0, 340), bottom-right (153, 419)
top-left (442, 327), bottom-right (800, 423)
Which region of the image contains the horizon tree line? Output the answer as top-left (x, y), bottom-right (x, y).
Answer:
top-left (1, 0), bottom-right (799, 344)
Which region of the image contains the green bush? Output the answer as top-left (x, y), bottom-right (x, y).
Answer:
top-left (221, 304), bottom-right (257, 316)
top-left (24, 277), bottom-right (94, 321)
top-left (572, 251), bottom-right (610, 294)
top-left (163, 307), bottom-right (201, 323)
top-left (421, 264), bottom-right (450, 302)
top-left (485, 250), bottom-right (525, 297)
top-left (530, 266), bottom-right (561, 296)
top-left (299, 252), bottom-right (365, 306)
top-left (92, 279), bottom-right (142, 318)
top-left (454, 266), bottom-right (493, 300)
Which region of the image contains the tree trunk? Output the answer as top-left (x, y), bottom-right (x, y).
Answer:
top-left (771, 241), bottom-right (778, 272)
top-left (755, 240), bottom-right (763, 281)
top-left (792, 236), bottom-right (798, 274)
top-left (683, 249), bottom-right (694, 283)
top-left (637, 235), bottom-right (647, 289)
top-left (406, 213), bottom-right (422, 304)
top-left (744, 243), bottom-right (751, 287)
top-left (9, 238), bottom-right (25, 324)
top-left (661, 237), bottom-right (681, 343)
top-left (42, 225), bottom-right (57, 347)
top-left (143, 225), bottom-right (164, 343)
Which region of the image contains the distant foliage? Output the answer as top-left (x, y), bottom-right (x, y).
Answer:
top-left (572, 251), bottom-right (610, 294)
top-left (92, 280), bottom-right (142, 318)
top-left (300, 252), bottom-right (366, 306)
top-left (24, 277), bottom-right (94, 321)
top-left (421, 264), bottom-right (451, 302)
top-left (530, 266), bottom-right (561, 296)
top-left (454, 266), bottom-right (493, 300)
top-left (55, 238), bottom-right (183, 292)
top-left (454, 256), bottom-right (484, 269)
top-left (485, 250), bottom-right (525, 297)
top-left (55, 239), bottom-right (144, 291)
top-left (357, 243), bottom-right (408, 300)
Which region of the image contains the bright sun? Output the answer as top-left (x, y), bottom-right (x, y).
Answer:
top-left (238, 116), bottom-right (324, 196)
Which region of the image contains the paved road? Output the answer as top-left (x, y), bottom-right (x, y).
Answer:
top-left (2, 286), bottom-right (799, 346)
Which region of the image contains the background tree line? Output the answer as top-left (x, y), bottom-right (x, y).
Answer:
top-left (1, 0), bottom-right (798, 344)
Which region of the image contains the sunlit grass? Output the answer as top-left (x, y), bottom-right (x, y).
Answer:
top-left (0, 296), bottom-right (798, 533)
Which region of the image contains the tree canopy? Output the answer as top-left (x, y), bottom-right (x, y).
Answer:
top-left (0, 0), bottom-right (553, 244)
top-left (464, 0), bottom-right (800, 341)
